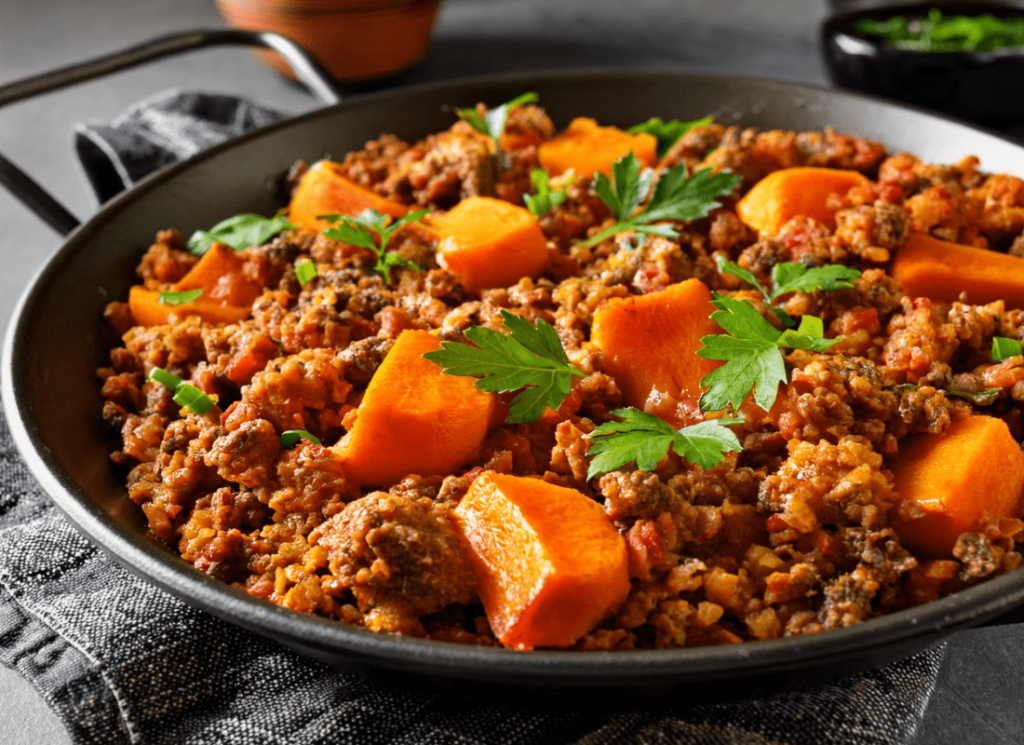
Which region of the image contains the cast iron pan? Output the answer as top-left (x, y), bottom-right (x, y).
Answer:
top-left (4, 31), bottom-right (1024, 695)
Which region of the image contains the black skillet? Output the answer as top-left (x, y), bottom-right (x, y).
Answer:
top-left (3, 30), bottom-right (1024, 695)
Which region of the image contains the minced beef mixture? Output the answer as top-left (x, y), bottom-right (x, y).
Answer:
top-left (98, 105), bottom-right (1024, 650)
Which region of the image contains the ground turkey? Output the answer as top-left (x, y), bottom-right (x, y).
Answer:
top-left (311, 492), bottom-right (478, 635)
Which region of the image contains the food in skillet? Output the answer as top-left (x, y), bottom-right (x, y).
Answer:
top-left (98, 94), bottom-right (1024, 650)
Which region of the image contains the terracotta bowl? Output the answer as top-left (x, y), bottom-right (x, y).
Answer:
top-left (215, 0), bottom-right (442, 83)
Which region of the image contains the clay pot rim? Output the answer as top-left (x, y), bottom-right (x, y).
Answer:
top-left (215, 0), bottom-right (441, 18)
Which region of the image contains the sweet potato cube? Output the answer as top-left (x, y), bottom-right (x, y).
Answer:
top-left (891, 232), bottom-right (1024, 309)
top-left (735, 167), bottom-right (870, 236)
top-left (892, 415), bottom-right (1024, 558)
top-left (172, 241), bottom-right (263, 308)
top-left (591, 279), bottom-right (722, 427)
top-left (335, 330), bottom-right (500, 486)
top-left (128, 286), bottom-right (252, 327)
top-left (454, 471), bottom-right (630, 650)
top-left (128, 242), bottom-right (262, 327)
top-left (537, 117), bottom-right (658, 178)
top-left (288, 160), bottom-right (408, 231)
top-left (430, 196), bottom-right (548, 292)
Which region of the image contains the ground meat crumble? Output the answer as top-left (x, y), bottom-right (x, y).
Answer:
top-left (98, 107), bottom-right (1024, 650)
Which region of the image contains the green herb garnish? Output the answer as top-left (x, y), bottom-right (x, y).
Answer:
top-left (627, 116), bottom-right (713, 157)
top-left (173, 384), bottom-right (215, 416)
top-left (523, 168), bottom-right (569, 217)
top-left (697, 295), bottom-right (839, 413)
top-left (295, 260), bottom-right (318, 287)
top-left (423, 309), bottom-right (585, 424)
top-left (716, 256), bottom-right (860, 327)
top-left (322, 208), bottom-right (429, 283)
top-left (992, 336), bottom-right (1023, 362)
top-left (158, 289), bottom-right (203, 306)
top-left (946, 387), bottom-right (1001, 405)
top-left (280, 430), bottom-right (321, 448)
top-left (579, 153), bottom-right (740, 248)
top-left (856, 9), bottom-right (1024, 52)
top-left (586, 408), bottom-right (743, 479)
top-left (148, 368), bottom-right (182, 389)
top-left (188, 213), bottom-right (295, 256)
top-left (148, 368), bottom-right (215, 416)
top-left (457, 92), bottom-right (539, 145)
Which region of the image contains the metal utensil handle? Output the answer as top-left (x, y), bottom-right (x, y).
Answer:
top-left (0, 29), bottom-right (343, 237)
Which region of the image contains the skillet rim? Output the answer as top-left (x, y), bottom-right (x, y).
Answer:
top-left (5, 67), bottom-right (1024, 686)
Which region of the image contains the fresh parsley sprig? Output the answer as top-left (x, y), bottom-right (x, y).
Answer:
top-left (697, 294), bottom-right (839, 413)
top-left (188, 213), bottom-right (296, 256)
top-left (422, 309), bottom-right (585, 424)
top-left (579, 154), bottom-right (740, 248)
top-left (770, 262), bottom-right (862, 298)
top-left (322, 208), bottom-right (429, 283)
top-left (715, 256), bottom-right (861, 327)
top-left (457, 92), bottom-right (539, 146)
top-left (586, 408), bottom-right (743, 479)
top-left (523, 168), bottom-right (569, 217)
top-left (627, 116), bottom-right (713, 157)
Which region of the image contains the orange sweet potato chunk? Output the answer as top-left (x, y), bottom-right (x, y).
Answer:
top-left (172, 241), bottom-right (263, 308)
top-left (735, 167), bottom-right (870, 236)
top-left (891, 232), bottom-right (1024, 309)
top-left (288, 160), bottom-right (408, 231)
top-left (128, 242), bottom-right (262, 326)
top-left (892, 415), bottom-right (1024, 558)
top-left (128, 286), bottom-right (252, 327)
top-left (454, 471), bottom-right (630, 650)
top-left (591, 279), bottom-right (722, 427)
top-left (537, 117), bottom-right (657, 178)
top-left (335, 329), bottom-right (500, 486)
top-left (430, 196), bottom-right (548, 292)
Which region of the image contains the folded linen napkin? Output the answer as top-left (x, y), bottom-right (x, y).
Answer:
top-left (0, 90), bottom-right (946, 745)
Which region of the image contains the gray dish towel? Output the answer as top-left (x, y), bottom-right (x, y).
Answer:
top-left (0, 90), bottom-right (946, 744)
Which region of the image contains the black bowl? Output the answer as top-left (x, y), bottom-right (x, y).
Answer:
top-left (821, 1), bottom-right (1024, 127)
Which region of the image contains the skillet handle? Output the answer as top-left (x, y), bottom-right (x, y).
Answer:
top-left (0, 29), bottom-right (343, 237)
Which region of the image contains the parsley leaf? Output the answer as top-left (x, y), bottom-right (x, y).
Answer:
top-left (188, 213), bottom-right (295, 256)
top-left (580, 154), bottom-right (740, 248)
top-left (992, 336), bottom-right (1023, 362)
top-left (586, 408), bottom-right (743, 479)
top-left (627, 116), bottom-right (713, 157)
top-left (158, 289), bottom-right (203, 306)
top-left (323, 208), bottom-right (429, 283)
top-left (715, 256), bottom-right (770, 299)
top-left (457, 92), bottom-right (539, 145)
top-left (523, 168), bottom-right (569, 217)
top-left (594, 153), bottom-right (655, 222)
top-left (715, 257), bottom-right (860, 328)
top-left (422, 309), bottom-right (585, 424)
top-left (768, 263), bottom-right (861, 300)
top-left (697, 294), bottom-right (839, 413)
